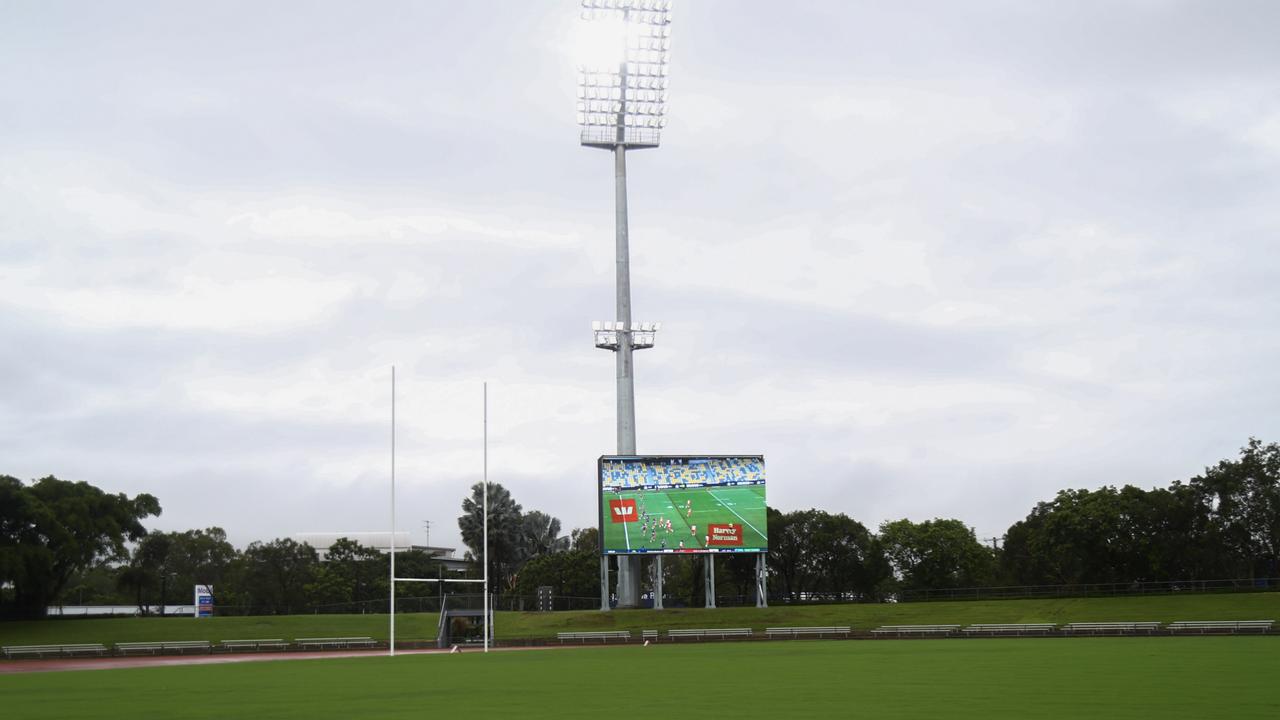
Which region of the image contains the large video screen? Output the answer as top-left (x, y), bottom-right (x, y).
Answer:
top-left (598, 455), bottom-right (767, 555)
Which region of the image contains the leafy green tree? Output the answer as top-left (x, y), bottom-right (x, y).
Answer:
top-left (1190, 438), bottom-right (1280, 578)
top-left (513, 548), bottom-right (599, 600)
top-left (166, 527), bottom-right (237, 593)
top-left (879, 518), bottom-right (996, 593)
top-left (802, 512), bottom-right (890, 600)
top-left (131, 532), bottom-right (175, 613)
top-left (111, 527), bottom-right (239, 614)
top-left (570, 527), bottom-right (599, 553)
top-left (394, 548), bottom-right (445, 583)
top-left (59, 562), bottom-right (130, 606)
top-left (1000, 441), bottom-right (1280, 587)
top-left (1140, 482), bottom-right (1220, 580)
top-left (233, 538), bottom-right (318, 614)
top-left (114, 565), bottom-right (151, 613)
top-left (0, 475), bottom-right (159, 619)
top-left (0, 475), bottom-right (55, 616)
top-left (305, 538), bottom-right (389, 609)
top-left (668, 554), bottom-right (701, 607)
top-left (1002, 487), bottom-right (1123, 585)
top-left (719, 551), bottom-right (760, 603)
top-left (1001, 485), bottom-right (1206, 586)
top-left (765, 509), bottom-right (887, 601)
top-left (767, 507), bottom-right (806, 601)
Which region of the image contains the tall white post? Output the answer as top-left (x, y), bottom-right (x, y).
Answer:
top-left (389, 366), bottom-right (396, 656)
top-left (483, 381), bottom-right (490, 653)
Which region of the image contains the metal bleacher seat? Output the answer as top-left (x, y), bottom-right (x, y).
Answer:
top-left (870, 625), bottom-right (960, 637)
top-left (667, 628), bottom-right (752, 641)
top-left (556, 631), bottom-right (631, 644)
top-left (1167, 620), bottom-right (1273, 635)
top-left (1061, 622), bottom-right (1161, 635)
top-left (765, 626), bottom-right (851, 638)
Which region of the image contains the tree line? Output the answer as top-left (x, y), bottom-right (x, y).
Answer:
top-left (2, 438), bottom-right (1276, 618)
top-left (497, 438), bottom-right (1280, 603)
top-left (0, 476), bottom-right (465, 619)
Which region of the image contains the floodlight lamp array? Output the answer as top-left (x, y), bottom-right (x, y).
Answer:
top-left (577, 0), bottom-right (672, 146)
top-left (592, 320), bottom-right (661, 350)
top-left (578, 44), bottom-right (675, 76)
top-left (575, 34), bottom-right (671, 76)
top-left (580, 0), bottom-right (673, 22)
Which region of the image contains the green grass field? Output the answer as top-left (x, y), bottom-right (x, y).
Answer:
top-left (2, 638), bottom-right (1277, 719)
top-left (602, 484), bottom-right (767, 552)
top-left (2, 592), bottom-right (1276, 646)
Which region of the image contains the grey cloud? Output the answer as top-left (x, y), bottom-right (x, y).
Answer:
top-left (3, 1), bottom-right (1278, 554)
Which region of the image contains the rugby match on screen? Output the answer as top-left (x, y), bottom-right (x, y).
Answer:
top-left (598, 456), bottom-right (768, 555)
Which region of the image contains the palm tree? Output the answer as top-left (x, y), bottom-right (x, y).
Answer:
top-left (522, 511), bottom-right (569, 557)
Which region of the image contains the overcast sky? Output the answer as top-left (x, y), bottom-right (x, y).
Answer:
top-left (2, 1), bottom-right (1278, 553)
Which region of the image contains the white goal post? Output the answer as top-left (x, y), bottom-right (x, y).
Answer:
top-left (388, 371), bottom-right (490, 656)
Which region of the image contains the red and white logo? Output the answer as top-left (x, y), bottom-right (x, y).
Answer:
top-left (608, 499), bottom-right (638, 523)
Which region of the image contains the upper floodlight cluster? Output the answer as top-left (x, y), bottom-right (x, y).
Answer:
top-left (577, 0), bottom-right (673, 148)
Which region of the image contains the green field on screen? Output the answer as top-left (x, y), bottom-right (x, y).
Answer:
top-left (600, 484), bottom-right (767, 553)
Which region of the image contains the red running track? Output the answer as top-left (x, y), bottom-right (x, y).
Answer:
top-left (0, 646), bottom-right (577, 675)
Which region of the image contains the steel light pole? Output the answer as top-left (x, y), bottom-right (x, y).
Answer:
top-left (577, 0), bottom-right (672, 610)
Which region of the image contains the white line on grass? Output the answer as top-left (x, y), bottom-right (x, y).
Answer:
top-left (707, 489), bottom-right (766, 538)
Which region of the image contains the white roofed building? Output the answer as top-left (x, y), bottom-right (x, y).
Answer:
top-left (295, 532), bottom-right (469, 571)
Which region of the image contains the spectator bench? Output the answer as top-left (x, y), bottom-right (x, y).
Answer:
top-left (1168, 620), bottom-right (1273, 635)
top-left (116, 641), bottom-right (212, 655)
top-left (2, 643), bottom-right (108, 659)
top-left (962, 623), bottom-right (1058, 637)
top-left (556, 631), bottom-right (631, 644)
top-left (294, 637), bottom-right (377, 650)
top-left (667, 628), bottom-right (753, 641)
top-left (1061, 622), bottom-right (1161, 636)
top-left (765, 626), bottom-right (852, 639)
top-left (642, 630), bottom-right (659, 641)
top-left (871, 625), bottom-right (960, 638)
top-left (218, 639), bottom-right (289, 652)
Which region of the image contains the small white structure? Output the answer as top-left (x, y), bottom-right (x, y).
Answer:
top-left (295, 532), bottom-right (465, 570)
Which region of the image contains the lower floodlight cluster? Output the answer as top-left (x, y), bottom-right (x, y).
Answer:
top-left (592, 320), bottom-right (661, 350)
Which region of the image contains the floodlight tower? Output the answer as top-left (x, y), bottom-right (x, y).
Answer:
top-left (577, 0), bottom-right (672, 610)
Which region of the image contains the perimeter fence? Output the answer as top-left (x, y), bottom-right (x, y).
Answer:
top-left (894, 576), bottom-right (1279, 603)
top-left (46, 577), bottom-right (1280, 617)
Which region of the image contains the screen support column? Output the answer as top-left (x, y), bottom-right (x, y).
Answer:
top-left (653, 556), bottom-right (664, 610)
top-left (755, 553), bottom-right (768, 608)
top-left (704, 555), bottom-right (716, 608)
top-left (600, 556), bottom-right (610, 611)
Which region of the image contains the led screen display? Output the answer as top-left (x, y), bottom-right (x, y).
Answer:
top-left (598, 455), bottom-right (767, 555)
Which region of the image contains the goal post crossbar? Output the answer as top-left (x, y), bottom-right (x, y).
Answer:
top-left (393, 577), bottom-right (484, 584)
top-left (389, 375), bottom-right (490, 656)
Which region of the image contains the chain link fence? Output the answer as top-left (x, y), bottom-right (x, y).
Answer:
top-left (56, 576), bottom-right (1278, 617)
top-left (894, 577), bottom-right (1279, 603)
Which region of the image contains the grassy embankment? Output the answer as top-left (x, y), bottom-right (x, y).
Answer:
top-left (2, 592), bottom-right (1276, 647)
